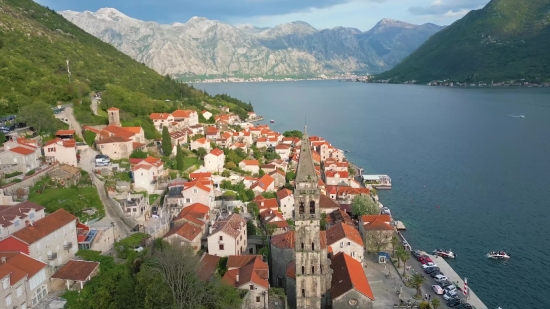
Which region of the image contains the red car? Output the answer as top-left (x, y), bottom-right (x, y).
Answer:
top-left (419, 256), bottom-right (433, 264)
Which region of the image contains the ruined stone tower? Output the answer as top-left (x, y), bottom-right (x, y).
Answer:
top-left (294, 126), bottom-right (331, 309)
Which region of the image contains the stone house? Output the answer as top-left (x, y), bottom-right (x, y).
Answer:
top-left (207, 214), bottom-right (247, 256)
top-left (163, 223), bottom-right (203, 253)
top-left (149, 113), bottom-right (174, 131)
top-left (222, 255), bottom-right (269, 309)
top-left (0, 201), bottom-right (45, 240)
top-left (0, 252), bottom-right (49, 309)
top-left (204, 149), bottom-right (225, 173)
top-left (179, 180), bottom-right (215, 209)
top-left (169, 130), bottom-right (188, 155)
top-left (330, 252), bottom-right (375, 309)
top-left (358, 215), bottom-right (394, 253)
top-left (172, 203), bottom-right (210, 231)
top-left (42, 138), bottom-right (78, 167)
top-left (324, 170), bottom-right (350, 186)
top-left (190, 137), bottom-right (211, 152)
top-left (239, 159), bottom-right (259, 174)
top-left (274, 144), bottom-right (292, 159)
top-left (324, 161), bottom-right (348, 172)
top-left (131, 156), bottom-right (165, 194)
top-left (260, 164), bottom-right (276, 174)
top-left (50, 259), bottom-right (100, 291)
top-left (259, 209), bottom-right (289, 235)
top-left (268, 170), bottom-right (286, 189)
top-left (0, 209), bottom-right (78, 268)
top-left (276, 189), bottom-right (294, 220)
top-left (171, 109), bottom-right (199, 128)
top-left (95, 136), bottom-right (134, 160)
top-left (229, 142), bottom-right (248, 152)
top-left (48, 164), bottom-right (81, 187)
top-left (0, 147), bottom-right (41, 174)
top-left (325, 223), bottom-right (365, 263)
top-left (116, 194), bottom-right (149, 217)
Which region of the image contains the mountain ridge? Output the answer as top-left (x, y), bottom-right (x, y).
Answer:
top-left (60, 8), bottom-right (445, 79)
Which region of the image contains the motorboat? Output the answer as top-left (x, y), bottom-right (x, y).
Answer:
top-left (519, 115), bottom-right (525, 118)
top-left (270, 119), bottom-right (275, 123)
top-left (487, 251), bottom-right (510, 259)
top-left (433, 249), bottom-right (456, 259)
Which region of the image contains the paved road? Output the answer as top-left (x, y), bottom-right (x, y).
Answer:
top-left (91, 97), bottom-right (99, 116)
top-left (62, 106), bottom-right (83, 139)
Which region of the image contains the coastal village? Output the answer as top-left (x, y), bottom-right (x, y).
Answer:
top-left (0, 102), bottom-right (487, 309)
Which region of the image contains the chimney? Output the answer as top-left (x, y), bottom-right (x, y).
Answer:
top-left (25, 220), bottom-right (30, 227)
top-left (1, 257), bottom-right (5, 264)
top-left (235, 274), bottom-right (239, 283)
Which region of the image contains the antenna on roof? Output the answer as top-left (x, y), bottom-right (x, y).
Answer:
top-left (304, 115), bottom-right (307, 135)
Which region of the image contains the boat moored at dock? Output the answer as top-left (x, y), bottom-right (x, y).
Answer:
top-left (362, 174), bottom-right (392, 189)
top-left (433, 249), bottom-right (456, 259)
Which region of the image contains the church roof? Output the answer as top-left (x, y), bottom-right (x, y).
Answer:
top-left (295, 127), bottom-right (318, 183)
top-left (330, 252), bottom-right (375, 301)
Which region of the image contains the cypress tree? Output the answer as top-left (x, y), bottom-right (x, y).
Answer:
top-left (161, 126), bottom-right (172, 156)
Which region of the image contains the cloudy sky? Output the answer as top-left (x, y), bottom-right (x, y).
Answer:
top-left (36, 0), bottom-right (490, 31)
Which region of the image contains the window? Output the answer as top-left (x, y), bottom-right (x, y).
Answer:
top-left (256, 296), bottom-right (261, 303)
top-left (320, 265), bottom-right (323, 274)
top-left (30, 212), bottom-right (35, 219)
top-left (219, 236), bottom-right (223, 241)
top-left (193, 189), bottom-right (198, 194)
top-left (301, 266), bottom-right (305, 274)
top-left (250, 285), bottom-right (254, 290)
top-left (312, 242), bottom-right (315, 251)
top-left (302, 289), bottom-right (306, 297)
top-left (309, 200), bottom-right (315, 214)
top-left (347, 242), bottom-right (351, 246)
top-left (5, 295), bottom-right (11, 306)
top-left (185, 198), bottom-right (191, 203)
top-left (352, 252), bottom-right (356, 257)
top-left (301, 242), bottom-right (304, 250)
top-left (311, 266), bottom-right (315, 274)
top-left (299, 201), bottom-right (304, 214)
top-left (14, 220), bottom-right (20, 227)
top-left (219, 244), bottom-right (224, 250)
top-left (17, 286), bottom-right (22, 297)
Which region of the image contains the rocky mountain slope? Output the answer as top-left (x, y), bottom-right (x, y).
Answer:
top-left (375, 0), bottom-right (550, 83)
top-left (60, 9), bottom-right (444, 78)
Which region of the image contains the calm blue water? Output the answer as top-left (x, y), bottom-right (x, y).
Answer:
top-left (196, 81), bottom-right (550, 309)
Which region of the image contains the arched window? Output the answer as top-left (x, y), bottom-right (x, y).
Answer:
top-left (301, 266), bottom-right (305, 275)
top-left (320, 265), bottom-right (323, 274)
top-left (302, 289), bottom-right (306, 297)
top-left (309, 200), bottom-right (315, 214)
top-left (311, 266), bottom-right (315, 274)
top-left (311, 242), bottom-right (315, 251)
top-left (301, 242), bottom-right (304, 250)
top-left (299, 201), bottom-right (305, 214)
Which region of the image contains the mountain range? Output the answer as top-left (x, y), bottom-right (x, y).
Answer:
top-left (60, 9), bottom-right (444, 79)
top-left (376, 0), bottom-right (550, 83)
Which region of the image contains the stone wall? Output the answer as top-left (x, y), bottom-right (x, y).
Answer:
top-left (0, 164), bottom-right (22, 178)
top-left (270, 246), bottom-right (295, 288)
top-left (1, 163), bottom-right (59, 196)
top-left (332, 290), bottom-right (373, 309)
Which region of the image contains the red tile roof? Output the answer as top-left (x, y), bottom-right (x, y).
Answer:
top-left (251, 174), bottom-right (275, 191)
top-left (96, 136), bottom-right (131, 144)
top-left (163, 223), bottom-right (202, 241)
top-left (149, 113), bottom-right (172, 120)
top-left (256, 197), bottom-right (279, 210)
top-left (171, 109), bottom-right (195, 118)
top-left (11, 209), bottom-right (76, 245)
top-left (325, 170), bottom-right (349, 178)
top-left (209, 148), bottom-right (224, 156)
top-left (276, 188), bottom-right (293, 201)
top-left (320, 194), bottom-right (340, 209)
top-left (271, 230), bottom-right (295, 249)
top-left (223, 255), bottom-right (269, 289)
top-left (198, 254), bottom-right (221, 281)
top-left (194, 137), bottom-right (207, 144)
top-left (190, 172), bottom-right (212, 179)
top-left (183, 180), bottom-right (211, 193)
top-left (51, 260), bottom-right (99, 281)
top-left (107, 107), bottom-right (119, 111)
top-left (9, 146), bottom-right (35, 156)
top-left (326, 223), bottom-right (364, 247)
top-left (210, 214), bottom-right (246, 239)
top-left (55, 129), bottom-right (75, 136)
top-left (101, 125), bottom-right (136, 139)
top-left (331, 252), bottom-right (375, 300)
top-left (286, 261), bottom-right (296, 279)
top-left (240, 159), bottom-right (259, 166)
top-left (0, 252), bottom-right (46, 286)
top-left (83, 126), bottom-right (101, 134)
top-left (0, 202), bottom-right (45, 228)
top-left (132, 142), bottom-right (146, 150)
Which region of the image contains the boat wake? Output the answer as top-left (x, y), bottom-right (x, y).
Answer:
top-left (509, 115), bottom-right (525, 118)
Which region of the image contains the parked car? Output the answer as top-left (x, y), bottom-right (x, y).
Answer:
top-left (420, 257), bottom-right (434, 264)
top-left (412, 250), bottom-right (422, 259)
top-left (443, 291), bottom-right (458, 301)
top-left (425, 267), bottom-right (440, 274)
top-left (445, 285), bottom-right (458, 294)
top-left (439, 280), bottom-right (453, 288)
top-left (432, 285), bottom-right (444, 295)
top-left (447, 297), bottom-right (462, 307)
top-left (434, 274), bottom-right (448, 283)
top-left (421, 262), bottom-right (437, 269)
top-left (430, 271), bottom-right (443, 278)
top-left (95, 154), bottom-right (110, 166)
top-left (417, 254), bottom-right (429, 261)
top-left (455, 304), bottom-right (473, 309)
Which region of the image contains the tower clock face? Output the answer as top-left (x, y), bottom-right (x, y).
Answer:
top-left (348, 299), bottom-right (358, 307)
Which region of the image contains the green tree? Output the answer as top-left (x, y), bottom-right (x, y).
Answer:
top-left (247, 220), bottom-right (256, 236)
top-left (391, 235), bottom-right (399, 256)
top-left (176, 144), bottom-right (184, 170)
top-left (221, 170), bottom-right (231, 177)
top-left (161, 126), bottom-right (172, 156)
top-left (395, 245), bottom-right (406, 268)
top-left (399, 247), bottom-right (410, 276)
top-left (351, 194), bottom-right (379, 217)
top-left (285, 171), bottom-right (296, 182)
top-left (130, 149), bottom-right (148, 159)
top-left (320, 213), bottom-right (328, 231)
top-left (411, 273), bottom-right (426, 298)
top-left (248, 202), bottom-right (259, 217)
top-left (259, 169), bottom-right (265, 177)
top-left (266, 223), bottom-right (277, 237)
top-left (419, 301), bottom-right (430, 309)
top-left (0, 131), bottom-right (4, 146)
top-left (283, 130), bottom-right (303, 139)
top-left (197, 147), bottom-right (207, 160)
top-left (431, 298), bottom-right (440, 309)
top-left (17, 101), bottom-right (57, 134)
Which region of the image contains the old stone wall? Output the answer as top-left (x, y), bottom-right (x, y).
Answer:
top-left (1, 163), bottom-right (59, 195)
top-left (270, 246), bottom-right (295, 288)
top-left (0, 164), bottom-right (22, 178)
top-left (332, 290), bottom-right (373, 309)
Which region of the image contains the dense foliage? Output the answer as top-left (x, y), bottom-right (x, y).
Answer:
top-left (351, 194), bottom-right (379, 217)
top-left (0, 0), bottom-right (253, 121)
top-left (375, 0), bottom-right (550, 83)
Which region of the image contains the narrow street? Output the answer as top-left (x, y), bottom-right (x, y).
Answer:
top-left (62, 106), bottom-right (83, 139)
top-left (91, 97), bottom-right (99, 116)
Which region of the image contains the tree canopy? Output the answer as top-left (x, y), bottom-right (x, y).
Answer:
top-left (351, 194), bottom-right (379, 217)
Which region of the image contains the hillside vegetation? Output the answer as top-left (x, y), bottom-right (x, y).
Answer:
top-left (375, 0), bottom-right (550, 83)
top-left (0, 0), bottom-right (252, 125)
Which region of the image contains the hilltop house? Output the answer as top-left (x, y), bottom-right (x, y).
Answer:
top-left (239, 159), bottom-right (260, 174)
top-left (131, 156), bottom-right (165, 194)
top-left (204, 149), bottom-right (225, 173)
top-left (0, 137), bottom-right (41, 173)
top-left (222, 255), bottom-right (269, 309)
top-left (42, 138), bottom-right (78, 167)
top-left (0, 202), bottom-right (45, 240)
top-left (325, 223), bottom-right (365, 263)
top-left (251, 174), bottom-right (275, 194)
top-left (0, 252), bottom-right (49, 308)
top-left (190, 138), bottom-right (211, 152)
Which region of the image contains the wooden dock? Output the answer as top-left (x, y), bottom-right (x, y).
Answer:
top-left (394, 221), bottom-right (406, 230)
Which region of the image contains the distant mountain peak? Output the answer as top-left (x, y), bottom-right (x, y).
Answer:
top-left (95, 8), bottom-right (128, 19)
top-left (375, 18), bottom-right (414, 28)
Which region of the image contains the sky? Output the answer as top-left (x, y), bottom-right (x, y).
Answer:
top-left (35, 0), bottom-right (490, 31)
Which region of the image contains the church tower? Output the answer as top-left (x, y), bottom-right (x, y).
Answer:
top-left (294, 126), bottom-right (331, 309)
top-left (107, 107), bottom-right (120, 126)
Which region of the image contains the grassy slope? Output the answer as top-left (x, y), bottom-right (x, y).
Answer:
top-left (375, 0), bottom-right (550, 83)
top-left (0, 0), bottom-right (252, 120)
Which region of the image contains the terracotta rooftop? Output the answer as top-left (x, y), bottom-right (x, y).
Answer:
top-left (255, 197), bottom-right (279, 210)
top-left (198, 253), bottom-right (221, 281)
top-left (96, 136), bottom-right (131, 144)
top-left (51, 260), bottom-right (99, 281)
top-left (163, 223), bottom-right (202, 241)
top-left (149, 113), bottom-right (172, 120)
top-left (9, 146), bottom-right (35, 156)
top-left (55, 129), bottom-right (75, 136)
top-left (107, 107), bottom-right (119, 111)
top-left (326, 222), bottom-right (364, 247)
top-left (0, 252), bottom-right (46, 286)
top-left (251, 174), bottom-right (275, 192)
top-left (10, 209), bottom-right (76, 245)
top-left (330, 252), bottom-right (375, 300)
top-left (223, 255), bottom-right (269, 289)
top-left (209, 214), bottom-right (246, 239)
top-left (101, 125), bottom-right (136, 139)
top-left (190, 171), bottom-right (212, 179)
top-left (0, 201), bottom-right (45, 228)
top-left (171, 109), bottom-right (195, 118)
top-left (320, 194), bottom-right (340, 209)
top-left (271, 230), bottom-right (295, 249)
top-left (209, 148), bottom-right (224, 156)
top-left (240, 159), bottom-right (259, 166)
top-left (286, 261), bottom-right (296, 279)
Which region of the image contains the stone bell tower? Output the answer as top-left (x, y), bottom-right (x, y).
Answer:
top-left (294, 126), bottom-right (331, 309)
top-left (107, 107), bottom-right (120, 126)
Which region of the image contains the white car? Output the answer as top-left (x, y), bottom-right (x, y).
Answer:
top-left (443, 290), bottom-right (458, 300)
top-left (132, 246), bottom-right (144, 252)
top-left (432, 285), bottom-right (444, 295)
top-left (434, 274), bottom-right (448, 283)
top-left (421, 262), bottom-right (437, 269)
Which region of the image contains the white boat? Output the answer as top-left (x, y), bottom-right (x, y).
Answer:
top-left (487, 251), bottom-right (510, 259)
top-left (519, 115), bottom-right (525, 118)
top-left (433, 249), bottom-right (456, 259)
top-left (270, 119), bottom-right (275, 123)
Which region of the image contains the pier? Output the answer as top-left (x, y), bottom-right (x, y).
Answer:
top-left (394, 220), bottom-right (406, 230)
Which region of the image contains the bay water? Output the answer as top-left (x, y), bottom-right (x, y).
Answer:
top-left (196, 80), bottom-right (550, 309)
